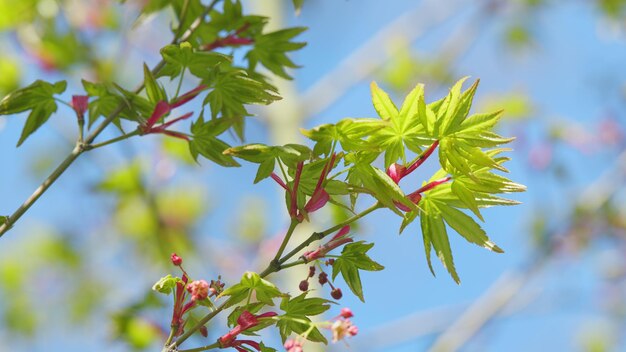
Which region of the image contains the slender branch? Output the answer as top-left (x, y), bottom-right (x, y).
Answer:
top-left (273, 219), bottom-right (299, 263)
top-left (163, 326), bottom-right (177, 348)
top-left (169, 301), bottom-right (228, 350)
top-left (85, 129), bottom-right (141, 150)
top-left (259, 202), bottom-right (383, 277)
top-left (174, 0), bottom-right (192, 40)
top-left (278, 259), bottom-right (304, 271)
top-left (0, 144), bottom-right (83, 237)
top-left (0, 1), bottom-right (218, 238)
top-left (174, 68), bottom-right (186, 99)
top-left (177, 342), bottom-right (221, 352)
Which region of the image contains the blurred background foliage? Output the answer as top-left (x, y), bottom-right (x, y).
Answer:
top-left (0, 0), bottom-right (625, 351)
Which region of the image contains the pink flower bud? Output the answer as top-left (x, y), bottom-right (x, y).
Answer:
top-left (386, 163), bottom-right (406, 184)
top-left (187, 280), bottom-right (209, 301)
top-left (299, 280), bottom-right (309, 292)
top-left (340, 308), bottom-right (353, 319)
top-left (71, 95), bottom-right (89, 120)
top-left (284, 339), bottom-right (304, 352)
top-left (170, 253), bottom-right (183, 266)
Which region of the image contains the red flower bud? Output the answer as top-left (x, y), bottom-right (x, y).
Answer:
top-left (299, 280), bottom-right (309, 292)
top-left (199, 325), bottom-right (208, 338)
top-left (318, 272), bottom-right (328, 285)
top-left (340, 307), bottom-right (353, 319)
top-left (170, 253), bottom-right (183, 266)
top-left (308, 266), bottom-right (316, 278)
top-left (331, 288), bottom-right (343, 300)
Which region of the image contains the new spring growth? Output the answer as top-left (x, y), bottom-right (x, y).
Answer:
top-left (302, 225), bottom-right (352, 262)
top-left (386, 140), bottom-right (439, 184)
top-left (140, 85), bottom-right (208, 140)
top-left (218, 311), bottom-right (278, 351)
top-left (384, 140), bottom-right (453, 212)
top-left (202, 23), bottom-right (254, 51)
top-left (271, 153), bottom-right (337, 222)
top-left (326, 308), bottom-right (358, 343)
top-left (71, 95), bottom-right (89, 123)
top-left (395, 176), bottom-right (453, 212)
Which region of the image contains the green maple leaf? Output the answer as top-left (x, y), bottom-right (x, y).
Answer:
top-left (332, 242), bottom-right (384, 302)
top-left (0, 80), bottom-right (67, 146)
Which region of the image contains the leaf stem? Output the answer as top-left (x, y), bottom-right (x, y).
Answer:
top-left (85, 129), bottom-right (141, 150)
top-left (174, 68), bottom-right (186, 99)
top-left (169, 301), bottom-right (228, 350)
top-left (176, 342), bottom-right (221, 352)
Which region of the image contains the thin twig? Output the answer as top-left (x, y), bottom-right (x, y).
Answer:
top-left (0, 1), bottom-right (221, 238)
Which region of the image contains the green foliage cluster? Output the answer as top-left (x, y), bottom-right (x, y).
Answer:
top-left (0, 0), bottom-right (525, 351)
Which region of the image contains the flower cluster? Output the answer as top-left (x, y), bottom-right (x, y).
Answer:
top-left (329, 308), bottom-right (358, 343)
top-left (298, 263), bottom-right (342, 300)
top-left (166, 253), bottom-right (222, 338)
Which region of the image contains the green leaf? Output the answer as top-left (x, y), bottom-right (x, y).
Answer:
top-left (224, 143), bottom-right (276, 163)
top-left (189, 137), bottom-right (240, 167)
top-left (276, 293), bottom-right (330, 343)
top-left (246, 27), bottom-right (307, 79)
top-left (255, 159), bottom-right (275, 184)
top-left (451, 181), bottom-right (483, 221)
top-left (219, 271), bottom-right (282, 309)
top-left (420, 201), bottom-right (460, 284)
top-left (436, 202), bottom-right (503, 253)
top-left (434, 76), bottom-right (469, 136)
top-left (0, 80), bottom-right (67, 146)
top-left (159, 42), bottom-right (231, 79)
top-left (370, 81), bottom-right (398, 120)
top-left (152, 275), bottom-right (182, 295)
top-left (204, 68), bottom-right (280, 139)
top-left (188, 114), bottom-right (240, 166)
top-left (456, 110), bottom-right (503, 133)
top-left (279, 293), bottom-right (332, 317)
top-left (292, 0), bottom-right (304, 13)
top-left (260, 342), bottom-right (278, 352)
top-left (332, 242), bottom-right (384, 302)
top-left (397, 83), bottom-right (424, 132)
top-left (143, 63), bottom-right (167, 104)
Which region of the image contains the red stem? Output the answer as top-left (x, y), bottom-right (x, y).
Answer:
top-left (406, 140), bottom-right (439, 175)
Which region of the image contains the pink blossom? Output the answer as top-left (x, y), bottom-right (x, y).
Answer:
top-left (339, 308), bottom-right (353, 319)
top-left (331, 318), bottom-right (358, 343)
top-left (284, 339), bottom-right (304, 352)
top-left (170, 253), bottom-right (183, 266)
top-left (71, 95), bottom-right (89, 120)
top-left (187, 280), bottom-right (209, 301)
